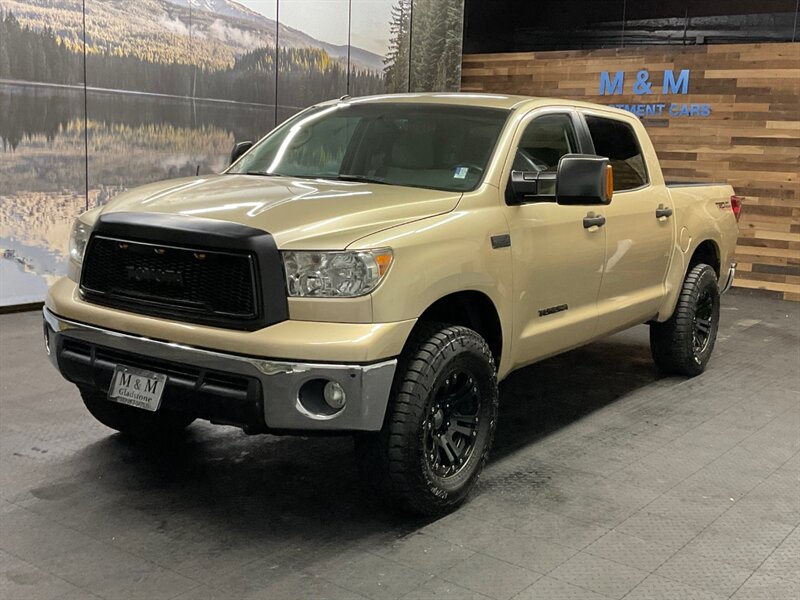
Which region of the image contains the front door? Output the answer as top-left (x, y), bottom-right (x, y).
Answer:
top-left (502, 110), bottom-right (607, 368)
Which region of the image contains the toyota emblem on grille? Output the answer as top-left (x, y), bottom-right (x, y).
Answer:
top-left (125, 265), bottom-right (184, 286)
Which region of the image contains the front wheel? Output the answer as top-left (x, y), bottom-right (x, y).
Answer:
top-left (355, 323), bottom-right (498, 516)
top-left (650, 263), bottom-right (721, 376)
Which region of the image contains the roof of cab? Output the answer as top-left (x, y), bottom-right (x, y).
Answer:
top-left (318, 92), bottom-right (635, 119)
top-left (323, 92), bottom-right (635, 119)
top-left (337, 92), bottom-right (532, 110)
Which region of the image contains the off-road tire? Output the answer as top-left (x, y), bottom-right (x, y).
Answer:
top-left (650, 263), bottom-right (721, 376)
top-left (80, 387), bottom-right (194, 439)
top-left (355, 323), bottom-right (499, 516)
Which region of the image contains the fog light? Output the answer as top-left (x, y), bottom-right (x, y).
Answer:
top-left (323, 381), bottom-right (346, 409)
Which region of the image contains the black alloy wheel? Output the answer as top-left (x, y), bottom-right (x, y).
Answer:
top-left (692, 286), bottom-right (715, 355)
top-left (650, 263), bottom-right (721, 376)
top-left (423, 370), bottom-right (481, 479)
top-left (355, 322), bottom-right (499, 515)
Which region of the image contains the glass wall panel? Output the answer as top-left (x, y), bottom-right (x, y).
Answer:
top-left (350, 0), bottom-right (402, 96)
top-left (83, 0), bottom-right (194, 213)
top-left (0, 2), bottom-right (86, 305)
top-left (276, 0), bottom-right (349, 123)
top-left (82, 0), bottom-right (277, 212)
top-left (189, 0), bottom-right (278, 171)
top-left (410, 0), bottom-right (466, 91)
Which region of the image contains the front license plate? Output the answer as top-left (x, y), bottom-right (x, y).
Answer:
top-left (108, 365), bottom-right (167, 412)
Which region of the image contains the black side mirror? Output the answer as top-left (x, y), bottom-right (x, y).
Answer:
top-left (229, 140), bottom-right (254, 166)
top-left (506, 170), bottom-right (557, 205)
top-left (555, 154), bottom-right (613, 205)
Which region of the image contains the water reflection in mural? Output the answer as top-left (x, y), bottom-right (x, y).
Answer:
top-left (0, 82), bottom-right (275, 303)
top-left (0, 3), bottom-right (86, 304)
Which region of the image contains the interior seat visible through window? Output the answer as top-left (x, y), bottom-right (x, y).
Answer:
top-left (513, 113), bottom-right (578, 174)
top-left (584, 116), bottom-right (649, 191)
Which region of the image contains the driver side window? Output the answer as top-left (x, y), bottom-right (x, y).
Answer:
top-left (513, 113), bottom-right (579, 173)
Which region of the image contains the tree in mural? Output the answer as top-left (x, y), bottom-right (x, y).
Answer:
top-left (0, 11), bottom-right (382, 106)
top-left (0, 12), bottom-right (83, 85)
top-left (384, 0), bottom-right (464, 93)
top-left (384, 0), bottom-right (411, 92)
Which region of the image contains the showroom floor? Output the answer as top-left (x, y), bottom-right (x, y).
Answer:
top-left (1, 290), bottom-right (798, 600)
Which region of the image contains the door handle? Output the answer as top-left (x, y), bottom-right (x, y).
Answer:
top-left (583, 213), bottom-right (606, 229)
top-left (656, 205), bottom-right (673, 219)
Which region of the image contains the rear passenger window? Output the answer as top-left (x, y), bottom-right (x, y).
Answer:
top-left (585, 116), bottom-right (648, 191)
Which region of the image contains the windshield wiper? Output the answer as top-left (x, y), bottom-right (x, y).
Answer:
top-left (330, 174), bottom-right (389, 185)
top-left (232, 171), bottom-right (279, 177)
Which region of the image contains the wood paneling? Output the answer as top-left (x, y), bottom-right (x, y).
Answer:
top-left (462, 43), bottom-right (800, 300)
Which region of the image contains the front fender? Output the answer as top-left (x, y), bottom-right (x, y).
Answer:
top-left (350, 199), bottom-right (514, 377)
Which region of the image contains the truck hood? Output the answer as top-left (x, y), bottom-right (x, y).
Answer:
top-left (101, 174), bottom-right (462, 249)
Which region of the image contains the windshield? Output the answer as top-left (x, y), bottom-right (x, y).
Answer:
top-left (227, 102), bottom-right (510, 192)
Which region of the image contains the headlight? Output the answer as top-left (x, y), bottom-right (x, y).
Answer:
top-left (283, 249), bottom-right (393, 297)
top-left (68, 219), bottom-right (93, 265)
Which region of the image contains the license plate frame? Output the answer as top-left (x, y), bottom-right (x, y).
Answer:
top-left (108, 365), bottom-right (167, 412)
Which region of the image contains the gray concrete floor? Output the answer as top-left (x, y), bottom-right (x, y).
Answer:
top-left (1, 290), bottom-right (798, 600)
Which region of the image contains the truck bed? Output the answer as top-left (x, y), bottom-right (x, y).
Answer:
top-left (666, 181), bottom-right (729, 188)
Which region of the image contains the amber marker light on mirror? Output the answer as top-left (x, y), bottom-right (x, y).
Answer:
top-left (606, 165), bottom-right (614, 201)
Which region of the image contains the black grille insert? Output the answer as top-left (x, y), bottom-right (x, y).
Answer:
top-left (81, 236), bottom-right (259, 327)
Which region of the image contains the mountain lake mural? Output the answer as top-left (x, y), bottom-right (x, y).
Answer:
top-left (0, 0), bottom-right (465, 306)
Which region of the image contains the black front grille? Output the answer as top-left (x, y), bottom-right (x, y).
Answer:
top-left (81, 236), bottom-right (259, 327)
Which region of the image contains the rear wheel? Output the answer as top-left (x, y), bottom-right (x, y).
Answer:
top-left (80, 387), bottom-right (194, 439)
top-left (355, 323), bottom-right (498, 516)
top-left (650, 263), bottom-right (720, 376)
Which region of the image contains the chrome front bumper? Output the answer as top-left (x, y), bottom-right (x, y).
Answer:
top-left (43, 308), bottom-right (396, 432)
top-left (720, 262), bottom-right (737, 294)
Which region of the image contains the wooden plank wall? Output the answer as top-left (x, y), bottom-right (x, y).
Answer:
top-left (462, 43), bottom-right (800, 301)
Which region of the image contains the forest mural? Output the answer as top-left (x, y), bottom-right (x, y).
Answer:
top-left (0, 0), bottom-right (465, 306)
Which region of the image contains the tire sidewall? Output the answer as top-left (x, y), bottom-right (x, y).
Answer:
top-left (393, 326), bottom-right (498, 513)
top-left (686, 266), bottom-right (721, 372)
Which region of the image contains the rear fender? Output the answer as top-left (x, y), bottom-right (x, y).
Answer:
top-left (655, 184), bottom-right (737, 321)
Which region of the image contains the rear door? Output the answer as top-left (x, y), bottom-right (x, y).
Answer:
top-left (502, 109), bottom-right (607, 367)
top-left (580, 112), bottom-right (674, 334)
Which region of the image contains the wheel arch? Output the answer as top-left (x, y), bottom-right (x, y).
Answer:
top-left (688, 239), bottom-right (721, 278)
top-left (414, 290), bottom-right (504, 368)
top-left (656, 236), bottom-right (722, 321)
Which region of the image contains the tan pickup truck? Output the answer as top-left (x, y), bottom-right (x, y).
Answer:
top-left (44, 93), bottom-right (740, 514)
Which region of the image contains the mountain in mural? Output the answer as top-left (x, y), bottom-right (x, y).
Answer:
top-left (0, 0), bottom-right (383, 72)
top-left (169, 0), bottom-right (385, 71)
top-left (167, 0), bottom-right (267, 24)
